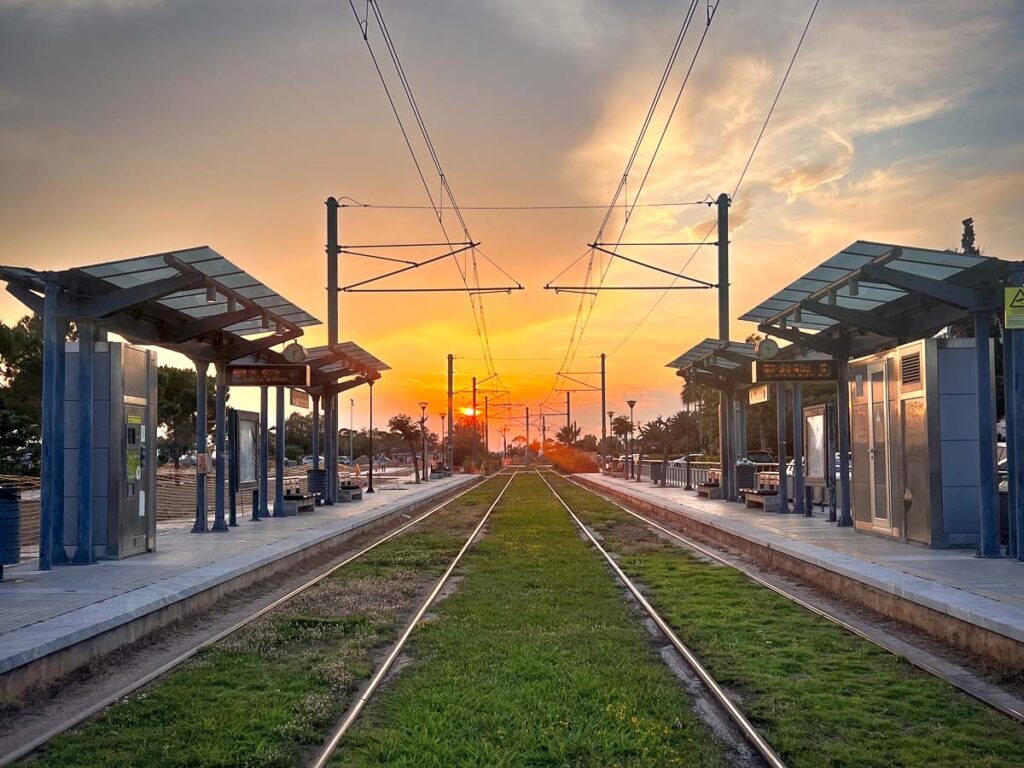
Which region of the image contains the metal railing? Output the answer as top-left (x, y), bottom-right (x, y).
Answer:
top-left (633, 460), bottom-right (780, 488)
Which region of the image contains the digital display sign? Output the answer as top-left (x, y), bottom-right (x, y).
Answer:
top-left (225, 364), bottom-right (309, 387)
top-left (754, 360), bottom-right (837, 383)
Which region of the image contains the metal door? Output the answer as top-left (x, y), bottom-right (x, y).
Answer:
top-left (867, 362), bottom-right (891, 526)
top-left (123, 405), bottom-right (148, 550)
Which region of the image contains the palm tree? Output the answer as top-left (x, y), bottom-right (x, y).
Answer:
top-left (556, 423), bottom-right (581, 446)
top-left (611, 415), bottom-right (631, 456)
top-left (388, 414), bottom-right (421, 483)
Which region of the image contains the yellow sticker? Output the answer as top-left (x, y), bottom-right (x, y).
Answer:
top-left (1006, 287), bottom-right (1024, 330)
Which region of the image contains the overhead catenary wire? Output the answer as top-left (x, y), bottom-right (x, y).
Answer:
top-left (607, 0), bottom-right (822, 356)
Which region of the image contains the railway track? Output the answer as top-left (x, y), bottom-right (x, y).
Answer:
top-left (550, 471), bottom-right (1024, 726)
top-left (537, 470), bottom-right (787, 768)
top-left (0, 473), bottom-right (507, 768)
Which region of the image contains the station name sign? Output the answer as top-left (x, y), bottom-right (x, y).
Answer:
top-left (753, 360), bottom-right (837, 383)
top-left (224, 364), bottom-right (309, 387)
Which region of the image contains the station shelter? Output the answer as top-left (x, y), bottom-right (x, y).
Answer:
top-left (0, 246), bottom-right (386, 571)
top-left (668, 240), bottom-right (1024, 560)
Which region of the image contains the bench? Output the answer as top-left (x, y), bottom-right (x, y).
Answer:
top-left (696, 483), bottom-right (723, 500)
top-left (337, 484), bottom-right (363, 502)
top-left (281, 493), bottom-right (316, 516)
top-left (739, 488), bottom-right (780, 512)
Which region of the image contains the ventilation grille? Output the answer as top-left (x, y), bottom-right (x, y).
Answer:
top-left (900, 352), bottom-right (922, 385)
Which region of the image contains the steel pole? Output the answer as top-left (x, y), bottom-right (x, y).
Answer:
top-left (447, 354), bottom-right (454, 471)
top-left (367, 382), bottom-right (375, 492)
top-left (484, 396), bottom-right (489, 458)
top-left (525, 406), bottom-right (530, 465)
top-left (259, 386), bottom-right (269, 518)
top-left (192, 361), bottom-right (209, 533)
top-left (212, 365), bottom-right (229, 532)
top-left (73, 322), bottom-right (95, 563)
top-left (600, 353), bottom-right (607, 465)
top-left (716, 192), bottom-right (734, 501)
top-left (326, 197), bottom-right (339, 504)
top-left (273, 386), bottom-right (286, 517)
top-left (793, 384), bottom-right (806, 515)
top-left (472, 376), bottom-right (478, 470)
top-left (775, 383), bottom-right (789, 513)
top-left (837, 360), bottom-right (853, 527)
top-left (975, 311), bottom-right (1000, 556)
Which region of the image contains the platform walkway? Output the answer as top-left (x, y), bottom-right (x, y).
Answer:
top-left (0, 474), bottom-right (476, 691)
top-left (579, 473), bottom-right (1024, 659)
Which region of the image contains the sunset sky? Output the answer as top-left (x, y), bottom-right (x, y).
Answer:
top-left (1, 0), bottom-right (1022, 441)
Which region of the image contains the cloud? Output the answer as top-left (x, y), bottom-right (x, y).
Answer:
top-left (0, 0), bottom-right (161, 9)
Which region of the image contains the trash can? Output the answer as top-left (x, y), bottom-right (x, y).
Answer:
top-left (735, 458), bottom-right (756, 496)
top-left (0, 485), bottom-right (21, 580)
top-left (306, 469), bottom-right (327, 504)
top-left (650, 463), bottom-right (664, 484)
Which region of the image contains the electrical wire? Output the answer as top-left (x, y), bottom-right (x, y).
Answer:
top-left (607, 0), bottom-right (821, 356)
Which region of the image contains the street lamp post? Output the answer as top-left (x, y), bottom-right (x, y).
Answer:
top-left (607, 410), bottom-right (615, 473)
top-left (438, 412), bottom-right (447, 469)
top-left (367, 380), bottom-right (375, 494)
top-left (349, 398), bottom-right (354, 462)
top-left (419, 401), bottom-right (428, 482)
top-left (626, 400), bottom-right (637, 480)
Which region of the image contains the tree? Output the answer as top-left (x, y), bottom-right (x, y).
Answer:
top-left (577, 433), bottom-right (598, 452)
top-left (961, 217), bottom-right (980, 255)
top-left (611, 415), bottom-right (631, 456)
top-left (556, 423), bottom-right (580, 446)
top-left (285, 412), bottom-right (313, 455)
top-left (388, 414), bottom-right (422, 483)
top-left (156, 365), bottom-right (215, 469)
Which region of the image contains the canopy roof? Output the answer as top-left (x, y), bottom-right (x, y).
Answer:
top-left (666, 338), bottom-right (758, 389)
top-left (738, 240), bottom-right (1015, 359)
top-left (1, 246), bottom-right (320, 363)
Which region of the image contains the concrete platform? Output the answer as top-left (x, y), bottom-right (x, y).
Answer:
top-left (0, 474), bottom-right (477, 699)
top-left (578, 473), bottom-right (1024, 669)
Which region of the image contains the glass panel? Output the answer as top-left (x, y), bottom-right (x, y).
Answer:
top-left (870, 369), bottom-right (889, 521)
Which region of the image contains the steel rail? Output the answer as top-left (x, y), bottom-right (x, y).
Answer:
top-left (0, 475), bottom-right (499, 768)
top-left (309, 471), bottom-right (518, 768)
top-left (558, 473), bottom-right (1024, 725)
top-left (537, 470), bottom-right (787, 768)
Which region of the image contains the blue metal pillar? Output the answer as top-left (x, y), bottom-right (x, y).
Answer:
top-left (1007, 323), bottom-right (1024, 562)
top-left (975, 312), bottom-right (1000, 556)
top-left (39, 283), bottom-right (61, 569)
top-left (212, 365), bottom-right (229, 532)
top-left (775, 383), bottom-right (789, 513)
top-left (366, 382), bottom-right (375, 493)
top-left (52, 320), bottom-right (69, 564)
top-left (311, 393), bottom-right (320, 471)
top-left (273, 386), bottom-right (286, 517)
top-left (228, 407), bottom-right (237, 527)
top-left (192, 361), bottom-right (209, 532)
top-left (72, 323), bottom-right (95, 564)
top-left (1003, 326), bottom-right (1018, 558)
top-left (837, 362), bottom-right (853, 527)
top-left (323, 394), bottom-right (334, 505)
top-left (259, 386), bottom-right (269, 519)
top-left (793, 383), bottom-right (806, 516)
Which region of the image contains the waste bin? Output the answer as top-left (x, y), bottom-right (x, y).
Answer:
top-left (650, 463), bottom-right (664, 484)
top-left (306, 469), bottom-right (327, 504)
top-left (735, 458), bottom-right (756, 495)
top-left (0, 485), bottom-right (20, 580)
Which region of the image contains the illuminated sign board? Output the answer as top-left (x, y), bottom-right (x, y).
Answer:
top-left (224, 364), bottom-right (309, 387)
top-left (753, 360), bottom-right (837, 383)
top-left (748, 384), bottom-right (770, 405)
top-left (290, 388), bottom-right (310, 409)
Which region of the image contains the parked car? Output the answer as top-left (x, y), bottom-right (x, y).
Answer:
top-left (301, 455), bottom-right (325, 467)
top-left (669, 453), bottom-right (705, 466)
top-left (745, 450), bottom-right (775, 464)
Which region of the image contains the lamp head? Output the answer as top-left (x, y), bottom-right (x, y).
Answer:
top-left (626, 399), bottom-right (637, 409)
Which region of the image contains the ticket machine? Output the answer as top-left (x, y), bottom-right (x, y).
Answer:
top-left (64, 342), bottom-right (157, 560)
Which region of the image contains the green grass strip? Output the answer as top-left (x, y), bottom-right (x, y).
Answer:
top-left (550, 474), bottom-right (1024, 768)
top-left (27, 482), bottom-right (506, 768)
top-left (334, 472), bottom-right (732, 767)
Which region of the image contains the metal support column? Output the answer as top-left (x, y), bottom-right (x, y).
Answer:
top-left (311, 393), bottom-right (320, 471)
top-left (259, 386), bottom-right (269, 519)
top-left (717, 192), bottom-right (734, 502)
top-left (1006, 319), bottom-right (1024, 562)
top-left (1003, 327), bottom-right (1018, 558)
top-left (472, 376), bottom-right (478, 470)
top-left (72, 323), bottom-right (95, 563)
top-left (484, 395), bottom-right (489, 456)
top-left (273, 386), bottom-right (286, 517)
top-left (192, 361), bottom-right (209, 533)
top-left (566, 391), bottom-right (571, 434)
top-left (600, 353), bottom-right (607, 465)
top-left (975, 311), bottom-right (1000, 557)
top-left (326, 197), bottom-right (340, 508)
top-left (212, 365), bottom-right (228, 532)
top-left (323, 395), bottom-right (334, 505)
top-left (837, 362), bottom-right (853, 527)
top-left (793, 383), bottom-right (806, 516)
top-left (228, 407), bottom-right (238, 527)
top-left (40, 283), bottom-right (60, 569)
top-left (525, 406), bottom-right (530, 465)
top-left (367, 381), bottom-right (375, 493)
top-left (775, 383), bottom-right (789, 513)
top-left (447, 354), bottom-right (454, 471)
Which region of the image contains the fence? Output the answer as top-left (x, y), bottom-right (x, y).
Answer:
top-left (10, 462), bottom-right (421, 561)
top-left (635, 460), bottom-right (779, 487)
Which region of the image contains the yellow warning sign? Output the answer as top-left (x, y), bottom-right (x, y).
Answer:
top-left (1007, 287), bottom-right (1024, 330)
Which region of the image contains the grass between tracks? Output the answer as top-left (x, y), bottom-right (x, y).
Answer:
top-left (333, 472), bottom-right (732, 768)
top-left (548, 473), bottom-right (1024, 768)
top-left (25, 480), bottom-right (505, 768)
